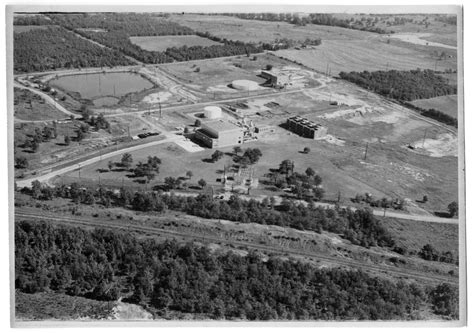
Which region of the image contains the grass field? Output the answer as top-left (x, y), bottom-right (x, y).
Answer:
top-left (411, 95), bottom-right (458, 118)
top-left (384, 217), bottom-right (458, 255)
top-left (170, 14), bottom-right (376, 43)
top-left (159, 53), bottom-right (302, 92)
top-left (130, 35), bottom-right (222, 52)
top-left (14, 88), bottom-right (68, 121)
top-left (15, 291), bottom-right (114, 320)
top-left (275, 38), bottom-right (456, 74)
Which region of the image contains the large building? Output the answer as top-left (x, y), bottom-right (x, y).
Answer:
top-left (286, 116), bottom-right (328, 139)
top-left (195, 119), bottom-right (244, 148)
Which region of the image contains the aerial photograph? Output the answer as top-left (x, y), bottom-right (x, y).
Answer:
top-left (8, 5), bottom-right (464, 325)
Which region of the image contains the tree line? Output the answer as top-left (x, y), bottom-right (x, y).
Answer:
top-left (20, 179), bottom-right (394, 248)
top-left (339, 69), bottom-right (457, 101)
top-left (15, 220), bottom-right (459, 320)
top-left (14, 26), bottom-right (134, 73)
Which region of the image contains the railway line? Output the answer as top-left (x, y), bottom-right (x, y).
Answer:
top-left (15, 211), bottom-right (458, 287)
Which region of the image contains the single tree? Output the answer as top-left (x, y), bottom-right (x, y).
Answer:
top-left (121, 153), bottom-right (133, 170)
top-left (198, 178), bottom-right (207, 189)
top-left (447, 201), bottom-right (458, 217)
top-left (303, 147), bottom-right (311, 154)
top-left (233, 146), bottom-right (243, 156)
top-left (186, 170), bottom-right (193, 179)
top-left (108, 160), bottom-right (114, 171)
top-left (305, 167), bottom-right (315, 177)
top-left (15, 156), bottom-right (29, 169)
top-left (64, 135), bottom-right (71, 146)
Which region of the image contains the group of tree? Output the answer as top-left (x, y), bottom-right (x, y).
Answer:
top-left (19, 181), bottom-right (394, 248)
top-left (351, 193), bottom-right (405, 210)
top-left (266, 160), bottom-right (324, 201)
top-left (133, 156), bottom-right (161, 183)
top-left (339, 69), bottom-right (457, 101)
top-left (81, 107), bottom-right (110, 131)
top-left (233, 148), bottom-right (263, 166)
top-left (404, 103), bottom-right (457, 128)
top-left (16, 220), bottom-right (458, 320)
top-left (14, 26), bottom-right (133, 73)
top-left (220, 12), bottom-right (389, 34)
top-left (418, 244), bottom-right (458, 265)
top-left (21, 125), bottom-right (58, 153)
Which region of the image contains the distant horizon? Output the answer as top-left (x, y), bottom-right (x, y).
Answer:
top-left (10, 5), bottom-right (460, 15)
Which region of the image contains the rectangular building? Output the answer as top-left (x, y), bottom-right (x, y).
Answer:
top-left (286, 116), bottom-right (327, 139)
top-left (195, 119), bottom-right (244, 148)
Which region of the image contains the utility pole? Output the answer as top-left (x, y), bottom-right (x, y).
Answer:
top-left (364, 142), bottom-right (369, 160)
top-left (422, 128), bottom-right (428, 148)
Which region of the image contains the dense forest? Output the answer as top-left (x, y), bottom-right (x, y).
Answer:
top-left (15, 221), bottom-right (459, 320)
top-left (45, 13), bottom-right (195, 36)
top-left (339, 69), bottom-right (457, 101)
top-left (403, 103), bottom-right (457, 127)
top-left (220, 12), bottom-right (389, 34)
top-left (13, 14), bottom-right (52, 26)
top-left (14, 26), bottom-right (134, 72)
top-left (14, 12), bottom-right (303, 70)
top-left (21, 181), bottom-right (394, 248)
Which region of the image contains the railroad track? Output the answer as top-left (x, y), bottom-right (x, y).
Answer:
top-left (15, 211), bottom-right (458, 286)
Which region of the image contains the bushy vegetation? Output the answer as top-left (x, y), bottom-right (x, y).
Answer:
top-left (339, 69), bottom-right (457, 101)
top-left (404, 103), bottom-right (457, 127)
top-left (19, 181), bottom-right (394, 248)
top-left (352, 193), bottom-right (405, 210)
top-left (15, 220), bottom-right (438, 320)
top-left (221, 12), bottom-right (389, 34)
top-left (418, 244), bottom-right (458, 265)
top-left (14, 26), bottom-right (134, 73)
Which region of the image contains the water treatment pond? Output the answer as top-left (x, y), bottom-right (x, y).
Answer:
top-left (49, 72), bottom-right (155, 100)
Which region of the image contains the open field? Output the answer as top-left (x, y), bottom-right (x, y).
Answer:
top-left (170, 14), bottom-right (380, 43)
top-left (14, 88), bottom-right (68, 121)
top-left (384, 217), bottom-right (458, 255)
top-left (275, 38), bottom-right (456, 74)
top-left (411, 95), bottom-right (458, 118)
top-left (130, 35), bottom-right (222, 52)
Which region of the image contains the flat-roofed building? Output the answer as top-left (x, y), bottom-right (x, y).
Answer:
top-left (286, 116), bottom-right (327, 139)
top-left (195, 119), bottom-right (244, 148)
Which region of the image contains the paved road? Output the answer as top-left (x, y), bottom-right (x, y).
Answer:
top-left (15, 135), bottom-right (178, 188)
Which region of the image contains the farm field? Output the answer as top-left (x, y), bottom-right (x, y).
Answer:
top-left (130, 35), bottom-right (222, 52)
top-left (411, 95), bottom-right (458, 118)
top-left (170, 14), bottom-right (378, 43)
top-left (275, 38), bottom-right (456, 75)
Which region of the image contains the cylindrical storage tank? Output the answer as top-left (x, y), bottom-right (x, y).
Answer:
top-left (203, 106), bottom-right (222, 119)
top-left (232, 79), bottom-right (260, 91)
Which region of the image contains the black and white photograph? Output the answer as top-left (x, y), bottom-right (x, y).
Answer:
top-left (5, 2), bottom-right (467, 327)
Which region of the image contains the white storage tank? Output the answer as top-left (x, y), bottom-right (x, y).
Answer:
top-left (232, 79), bottom-right (260, 91)
top-left (203, 106), bottom-right (222, 119)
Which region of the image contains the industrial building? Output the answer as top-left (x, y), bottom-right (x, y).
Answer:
top-left (261, 70), bottom-right (291, 87)
top-left (195, 119), bottom-right (244, 148)
top-left (286, 116), bottom-right (328, 139)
